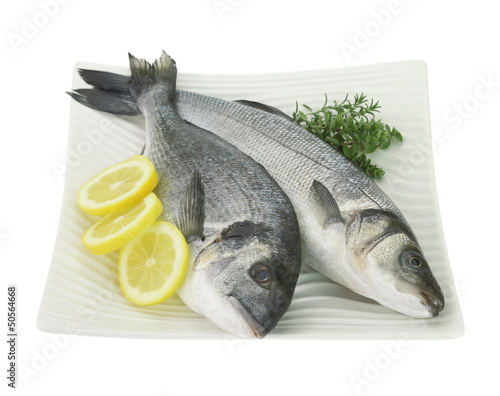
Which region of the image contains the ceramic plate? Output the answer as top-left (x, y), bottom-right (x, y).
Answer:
top-left (37, 60), bottom-right (464, 339)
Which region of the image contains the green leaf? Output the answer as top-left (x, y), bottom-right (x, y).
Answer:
top-left (393, 128), bottom-right (403, 142)
top-left (324, 110), bottom-right (331, 125)
top-left (326, 136), bottom-right (341, 146)
top-left (336, 113), bottom-right (344, 127)
top-left (380, 140), bottom-right (391, 150)
top-left (343, 145), bottom-right (352, 158)
top-left (381, 131), bottom-right (390, 141)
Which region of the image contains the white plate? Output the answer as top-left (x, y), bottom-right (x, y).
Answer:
top-left (37, 60), bottom-right (464, 339)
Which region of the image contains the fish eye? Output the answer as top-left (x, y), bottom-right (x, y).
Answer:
top-left (409, 257), bottom-right (422, 268)
top-left (251, 265), bottom-right (272, 285)
top-left (403, 251), bottom-right (424, 269)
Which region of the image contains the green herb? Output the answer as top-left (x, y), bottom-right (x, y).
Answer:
top-left (292, 93), bottom-right (403, 179)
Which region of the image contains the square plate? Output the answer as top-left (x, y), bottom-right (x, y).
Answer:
top-left (37, 60), bottom-right (464, 339)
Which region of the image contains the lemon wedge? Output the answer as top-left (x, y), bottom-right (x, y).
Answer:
top-left (77, 155), bottom-right (158, 216)
top-left (118, 221), bottom-right (189, 306)
top-left (82, 192), bottom-right (163, 255)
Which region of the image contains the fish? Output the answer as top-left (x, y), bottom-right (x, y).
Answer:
top-left (72, 51), bottom-right (445, 319)
top-left (68, 52), bottom-right (302, 338)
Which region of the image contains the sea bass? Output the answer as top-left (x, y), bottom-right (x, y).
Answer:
top-left (69, 52), bottom-right (302, 338)
top-left (73, 52), bottom-right (444, 318)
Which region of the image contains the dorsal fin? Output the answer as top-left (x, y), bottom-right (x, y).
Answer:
top-left (235, 99), bottom-right (293, 121)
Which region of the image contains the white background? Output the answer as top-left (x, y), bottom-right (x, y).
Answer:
top-left (1, 0), bottom-right (498, 395)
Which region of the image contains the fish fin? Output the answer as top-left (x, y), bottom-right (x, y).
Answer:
top-left (235, 99), bottom-right (293, 121)
top-left (176, 170), bottom-right (205, 242)
top-left (308, 180), bottom-right (343, 227)
top-left (67, 89), bottom-right (140, 115)
top-left (77, 69), bottom-right (130, 94)
top-left (128, 51), bottom-right (177, 100)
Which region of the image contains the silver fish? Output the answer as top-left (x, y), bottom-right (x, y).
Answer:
top-left (68, 52), bottom-right (302, 338)
top-left (171, 93), bottom-right (445, 318)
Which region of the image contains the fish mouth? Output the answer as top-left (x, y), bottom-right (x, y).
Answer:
top-left (228, 296), bottom-right (268, 339)
top-left (395, 278), bottom-right (445, 318)
top-left (418, 290), bottom-right (445, 317)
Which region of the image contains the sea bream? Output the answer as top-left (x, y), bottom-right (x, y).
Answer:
top-left (68, 52), bottom-right (302, 338)
top-left (73, 51), bottom-right (444, 319)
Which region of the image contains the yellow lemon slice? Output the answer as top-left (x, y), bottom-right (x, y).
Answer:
top-left (118, 221), bottom-right (189, 306)
top-left (77, 155), bottom-right (158, 216)
top-left (82, 193), bottom-right (163, 255)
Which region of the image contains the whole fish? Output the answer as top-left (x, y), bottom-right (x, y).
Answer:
top-left (74, 52), bottom-right (444, 318)
top-left (69, 52), bottom-right (302, 338)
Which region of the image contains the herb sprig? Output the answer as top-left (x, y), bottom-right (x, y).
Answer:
top-left (292, 93), bottom-right (403, 179)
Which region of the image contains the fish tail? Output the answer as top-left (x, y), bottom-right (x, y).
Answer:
top-left (77, 69), bottom-right (131, 94)
top-left (67, 51), bottom-right (177, 115)
top-left (67, 88), bottom-right (140, 115)
top-left (67, 67), bottom-right (140, 115)
top-left (128, 51), bottom-right (177, 100)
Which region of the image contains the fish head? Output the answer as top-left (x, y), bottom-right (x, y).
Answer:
top-left (189, 221), bottom-right (300, 338)
top-left (346, 209), bottom-right (444, 318)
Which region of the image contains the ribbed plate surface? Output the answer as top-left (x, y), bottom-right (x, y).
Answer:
top-left (37, 60), bottom-right (464, 339)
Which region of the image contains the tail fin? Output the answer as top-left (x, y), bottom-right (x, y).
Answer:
top-left (67, 51), bottom-right (177, 115)
top-left (77, 69), bottom-right (130, 94)
top-left (128, 51), bottom-right (177, 100)
top-left (67, 89), bottom-right (140, 115)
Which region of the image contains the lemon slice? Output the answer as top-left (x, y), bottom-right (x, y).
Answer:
top-left (82, 193), bottom-right (163, 255)
top-left (118, 221), bottom-right (189, 306)
top-left (77, 155), bottom-right (158, 215)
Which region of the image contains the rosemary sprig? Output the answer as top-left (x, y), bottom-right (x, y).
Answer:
top-left (292, 93), bottom-right (403, 179)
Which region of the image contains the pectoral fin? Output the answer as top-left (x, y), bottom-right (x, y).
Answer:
top-left (176, 170), bottom-right (205, 242)
top-left (308, 180), bottom-right (344, 228)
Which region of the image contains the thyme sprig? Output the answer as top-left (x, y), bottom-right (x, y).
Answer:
top-left (292, 93), bottom-right (403, 179)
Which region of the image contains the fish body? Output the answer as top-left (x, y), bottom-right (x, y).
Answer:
top-left (69, 53), bottom-right (302, 338)
top-left (172, 90), bottom-right (445, 318)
